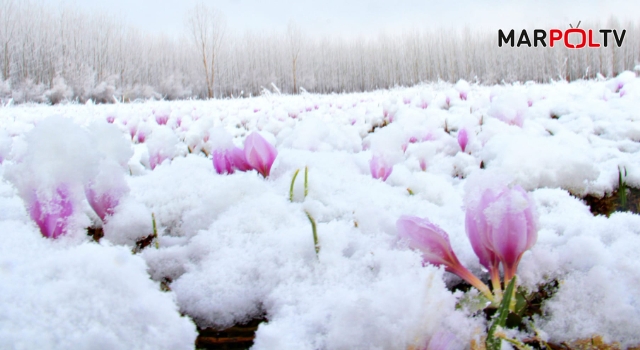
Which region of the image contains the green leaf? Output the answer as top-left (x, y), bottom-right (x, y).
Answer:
top-left (486, 277), bottom-right (517, 350)
top-left (514, 289), bottom-right (527, 316)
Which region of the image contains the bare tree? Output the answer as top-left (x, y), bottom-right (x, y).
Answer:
top-left (0, 0), bottom-right (18, 81)
top-left (1, 0), bottom-right (640, 104)
top-left (185, 2), bottom-right (226, 99)
top-left (287, 21), bottom-right (303, 94)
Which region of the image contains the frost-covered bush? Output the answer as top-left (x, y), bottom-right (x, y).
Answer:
top-left (44, 76), bottom-right (74, 105)
top-left (89, 75), bottom-right (118, 104)
top-left (11, 79), bottom-right (46, 104)
top-left (158, 75), bottom-right (193, 100)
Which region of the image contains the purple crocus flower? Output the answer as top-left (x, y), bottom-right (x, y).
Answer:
top-left (396, 215), bottom-right (493, 301)
top-left (419, 159), bottom-right (427, 171)
top-left (244, 132), bottom-right (277, 178)
top-left (422, 330), bottom-right (458, 350)
top-left (483, 186), bottom-right (538, 282)
top-left (213, 149), bottom-right (234, 175)
top-left (465, 188), bottom-right (502, 296)
top-left (85, 185), bottom-right (127, 222)
top-left (29, 187), bottom-right (73, 239)
top-left (369, 154), bottom-right (393, 181)
top-left (128, 123), bottom-right (137, 140)
top-left (212, 147), bottom-right (251, 175)
top-left (149, 152), bottom-right (166, 170)
top-left (155, 114), bottom-right (169, 125)
top-left (136, 129), bottom-right (147, 143)
top-left (230, 146), bottom-right (252, 171)
top-left (457, 128), bottom-right (468, 152)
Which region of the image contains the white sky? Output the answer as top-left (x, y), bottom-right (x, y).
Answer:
top-left (46, 0), bottom-right (640, 38)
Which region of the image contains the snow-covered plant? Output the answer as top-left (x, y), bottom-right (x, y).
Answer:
top-left (370, 154), bottom-right (394, 181)
top-left (154, 107), bottom-right (170, 125)
top-left (29, 186), bottom-right (74, 239)
top-left (396, 215), bottom-right (494, 301)
top-left (136, 123), bottom-right (151, 144)
top-left (7, 116), bottom-right (99, 238)
top-left (455, 80), bottom-right (470, 101)
top-left (146, 126), bottom-right (182, 170)
top-left (487, 93), bottom-right (529, 127)
top-left (85, 162), bottom-right (129, 223)
top-left (244, 132), bottom-right (278, 178)
top-left (126, 118), bottom-right (139, 140)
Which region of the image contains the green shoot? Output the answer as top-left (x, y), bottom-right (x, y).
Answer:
top-left (152, 212), bottom-right (159, 249)
top-left (304, 166), bottom-right (309, 198)
top-left (305, 211), bottom-right (319, 256)
top-left (289, 169), bottom-right (301, 202)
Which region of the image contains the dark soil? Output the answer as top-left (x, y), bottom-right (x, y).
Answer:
top-left (196, 317), bottom-right (267, 350)
top-left (582, 186), bottom-right (640, 216)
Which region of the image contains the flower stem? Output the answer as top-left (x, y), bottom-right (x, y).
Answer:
top-left (490, 263), bottom-right (503, 303)
top-left (506, 276), bottom-right (518, 312)
top-left (449, 265), bottom-right (494, 302)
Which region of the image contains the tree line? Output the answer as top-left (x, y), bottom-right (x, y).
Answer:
top-left (0, 0), bottom-right (638, 104)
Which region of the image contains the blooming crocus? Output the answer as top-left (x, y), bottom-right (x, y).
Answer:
top-left (244, 132), bottom-right (277, 178)
top-left (213, 149), bottom-right (234, 174)
top-left (482, 186), bottom-right (537, 282)
top-left (397, 215), bottom-right (493, 301)
top-left (369, 154), bottom-right (393, 181)
top-left (128, 123), bottom-right (137, 140)
top-left (149, 152), bottom-right (167, 170)
top-left (419, 159), bottom-right (427, 171)
top-left (106, 115), bottom-right (115, 124)
top-left (457, 128), bottom-right (468, 152)
top-left (85, 185), bottom-right (127, 223)
top-left (465, 188), bottom-right (503, 298)
top-left (155, 114), bottom-right (169, 125)
top-left (136, 131), bottom-right (146, 143)
top-left (212, 147), bottom-right (251, 175)
top-left (29, 187), bottom-right (73, 239)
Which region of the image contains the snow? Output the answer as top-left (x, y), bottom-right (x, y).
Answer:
top-left (0, 220), bottom-right (196, 349)
top-left (1, 74), bottom-right (640, 348)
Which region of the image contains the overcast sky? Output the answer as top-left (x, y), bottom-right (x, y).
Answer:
top-left (46, 0), bottom-right (639, 38)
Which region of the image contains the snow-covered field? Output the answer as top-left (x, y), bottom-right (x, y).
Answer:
top-left (2, 74), bottom-right (640, 349)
